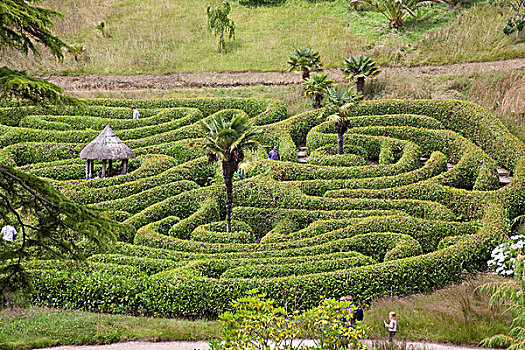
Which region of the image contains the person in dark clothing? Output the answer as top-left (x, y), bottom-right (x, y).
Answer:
top-left (354, 304), bottom-right (364, 323)
top-left (268, 145), bottom-right (280, 161)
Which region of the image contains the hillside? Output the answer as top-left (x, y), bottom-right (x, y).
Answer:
top-left (1, 0), bottom-right (524, 75)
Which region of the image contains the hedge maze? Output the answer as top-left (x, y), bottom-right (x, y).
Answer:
top-left (1, 98), bottom-right (524, 318)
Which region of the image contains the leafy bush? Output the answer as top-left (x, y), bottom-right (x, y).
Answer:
top-left (208, 291), bottom-right (368, 350)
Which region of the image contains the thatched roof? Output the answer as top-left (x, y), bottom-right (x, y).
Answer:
top-left (80, 125), bottom-right (136, 160)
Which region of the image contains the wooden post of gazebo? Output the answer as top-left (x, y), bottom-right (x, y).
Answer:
top-left (85, 159), bottom-right (95, 179)
top-left (80, 125), bottom-right (136, 179)
top-left (121, 159), bottom-right (128, 175)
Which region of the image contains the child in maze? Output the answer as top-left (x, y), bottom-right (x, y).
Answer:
top-left (384, 311), bottom-right (397, 342)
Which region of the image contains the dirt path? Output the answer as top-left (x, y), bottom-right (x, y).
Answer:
top-left (35, 339), bottom-right (493, 350)
top-left (40, 58), bottom-right (525, 92)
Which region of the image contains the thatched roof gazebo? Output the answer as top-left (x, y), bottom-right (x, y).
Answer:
top-left (80, 125), bottom-right (136, 179)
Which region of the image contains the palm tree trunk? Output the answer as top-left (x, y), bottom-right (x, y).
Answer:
top-left (337, 131), bottom-right (344, 155)
top-left (302, 68), bottom-right (310, 81)
top-left (222, 159), bottom-right (235, 233)
top-left (356, 77), bottom-right (365, 98)
top-left (313, 94), bottom-right (322, 109)
top-left (335, 122), bottom-right (345, 155)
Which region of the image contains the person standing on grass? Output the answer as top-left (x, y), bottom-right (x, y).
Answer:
top-left (384, 311), bottom-right (397, 342)
top-left (131, 105), bottom-right (140, 119)
top-left (268, 145), bottom-right (280, 161)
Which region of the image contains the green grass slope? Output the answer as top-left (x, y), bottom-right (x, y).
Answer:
top-left (2, 0), bottom-right (524, 74)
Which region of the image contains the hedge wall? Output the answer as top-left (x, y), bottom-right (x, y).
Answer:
top-left (4, 97), bottom-right (522, 318)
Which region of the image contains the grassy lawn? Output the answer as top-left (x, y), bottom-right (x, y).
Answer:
top-left (0, 307), bottom-right (220, 350)
top-left (0, 274), bottom-right (511, 349)
top-left (364, 273), bottom-right (511, 345)
top-left (2, 0), bottom-right (524, 74)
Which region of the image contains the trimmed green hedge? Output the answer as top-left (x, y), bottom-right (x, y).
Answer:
top-left (6, 98), bottom-right (523, 318)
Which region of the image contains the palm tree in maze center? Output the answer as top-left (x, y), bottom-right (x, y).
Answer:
top-left (199, 113), bottom-right (260, 233)
top-left (321, 88), bottom-right (361, 155)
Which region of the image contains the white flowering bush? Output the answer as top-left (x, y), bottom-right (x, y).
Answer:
top-left (488, 235), bottom-right (525, 276)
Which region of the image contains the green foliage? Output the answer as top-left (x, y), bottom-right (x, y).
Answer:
top-left (96, 21), bottom-right (106, 38)
top-left (341, 56), bottom-right (381, 95)
top-left (198, 109), bottom-right (260, 232)
top-left (348, 0), bottom-right (445, 28)
top-left (209, 291), bottom-right (368, 350)
top-left (490, 0), bottom-right (525, 35)
top-left (0, 97), bottom-right (521, 320)
top-left (207, 1), bottom-right (235, 53)
top-left (302, 298), bottom-right (368, 350)
top-left (0, 166), bottom-right (116, 306)
top-left (319, 88), bottom-right (361, 154)
top-left (287, 48), bottom-right (324, 81)
top-left (0, 67), bottom-right (81, 106)
top-left (303, 73), bottom-right (334, 109)
top-left (0, 0), bottom-right (67, 59)
top-left (481, 255), bottom-right (525, 349)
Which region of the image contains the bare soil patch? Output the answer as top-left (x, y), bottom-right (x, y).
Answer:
top-left (40, 58), bottom-right (525, 92)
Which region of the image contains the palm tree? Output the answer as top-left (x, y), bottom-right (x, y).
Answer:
top-left (303, 73), bottom-right (334, 109)
top-left (320, 88), bottom-right (361, 155)
top-left (341, 56), bottom-right (381, 97)
top-left (199, 113), bottom-right (259, 233)
top-left (348, 0), bottom-right (443, 28)
top-left (287, 48), bottom-right (324, 81)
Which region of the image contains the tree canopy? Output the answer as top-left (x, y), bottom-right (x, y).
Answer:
top-left (207, 1), bottom-right (235, 53)
top-left (0, 166), bottom-right (116, 304)
top-left (0, 1), bottom-right (104, 306)
top-left (0, 67), bottom-right (80, 105)
top-left (0, 1), bottom-right (78, 106)
top-left (0, 0), bottom-right (67, 60)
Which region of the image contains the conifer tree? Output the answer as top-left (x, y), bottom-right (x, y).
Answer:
top-left (0, 0), bottom-right (75, 105)
top-left (0, 1), bottom-right (112, 306)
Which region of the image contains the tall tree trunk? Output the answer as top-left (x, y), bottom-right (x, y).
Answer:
top-left (222, 159), bottom-right (235, 233)
top-left (337, 131), bottom-right (344, 155)
top-left (335, 122), bottom-right (345, 155)
top-left (302, 68), bottom-right (310, 81)
top-left (356, 77), bottom-right (365, 98)
top-left (313, 94), bottom-right (322, 109)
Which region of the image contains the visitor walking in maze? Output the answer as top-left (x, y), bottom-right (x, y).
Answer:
top-left (131, 105), bottom-right (140, 119)
top-left (268, 145), bottom-right (280, 161)
top-left (1, 225), bottom-right (17, 242)
top-left (339, 295), bottom-right (355, 328)
top-left (237, 163), bottom-right (246, 180)
top-left (384, 311), bottom-right (397, 342)
top-left (354, 303), bottom-right (364, 323)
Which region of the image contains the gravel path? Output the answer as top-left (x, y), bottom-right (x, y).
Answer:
top-left (40, 58), bottom-right (525, 92)
top-left (36, 340), bottom-right (492, 350)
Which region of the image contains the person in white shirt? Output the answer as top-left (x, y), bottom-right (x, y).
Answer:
top-left (384, 311), bottom-right (397, 342)
top-left (1, 225), bottom-right (17, 242)
top-left (131, 105), bottom-right (140, 119)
